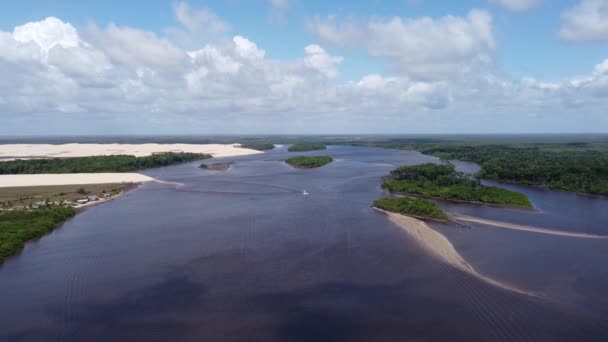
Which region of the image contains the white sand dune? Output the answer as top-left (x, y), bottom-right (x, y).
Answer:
top-left (454, 215), bottom-right (608, 240)
top-left (375, 208), bottom-right (538, 297)
top-left (0, 143), bottom-right (261, 159)
top-left (0, 173), bottom-right (155, 188)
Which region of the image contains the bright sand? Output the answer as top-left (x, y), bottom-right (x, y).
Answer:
top-left (0, 173), bottom-right (156, 188)
top-left (375, 208), bottom-right (537, 297)
top-left (0, 143), bottom-right (262, 188)
top-left (0, 143), bottom-right (262, 159)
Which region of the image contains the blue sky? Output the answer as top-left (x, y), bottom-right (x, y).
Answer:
top-left (1, 0), bottom-right (607, 134)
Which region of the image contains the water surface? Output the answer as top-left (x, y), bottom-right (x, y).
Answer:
top-left (1, 146), bottom-right (607, 341)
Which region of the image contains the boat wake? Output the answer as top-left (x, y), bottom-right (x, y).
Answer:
top-left (454, 215), bottom-right (608, 240)
top-left (375, 208), bottom-right (540, 298)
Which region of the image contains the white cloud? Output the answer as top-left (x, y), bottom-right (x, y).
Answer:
top-left (304, 44), bottom-right (343, 78)
top-left (1, 6), bottom-right (608, 134)
top-left (173, 1), bottom-right (229, 33)
top-left (487, 0), bottom-right (543, 12)
top-left (560, 0), bottom-right (608, 42)
top-left (84, 23), bottom-right (187, 69)
top-left (309, 10), bottom-right (495, 80)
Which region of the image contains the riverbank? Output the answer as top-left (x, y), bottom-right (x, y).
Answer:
top-left (0, 173), bottom-right (155, 188)
top-left (0, 143), bottom-right (262, 159)
top-left (374, 208), bottom-right (537, 297)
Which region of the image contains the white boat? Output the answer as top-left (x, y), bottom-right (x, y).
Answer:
top-left (302, 190), bottom-right (309, 196)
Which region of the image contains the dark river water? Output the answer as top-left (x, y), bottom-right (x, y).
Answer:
top-left (1, 146), bottom-right (607, 341)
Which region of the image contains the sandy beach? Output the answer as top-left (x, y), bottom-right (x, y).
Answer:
top-left (375, 208), bottom-right (537, 297)
top-left (0, 143), bottom-right (262, 159)
top-left (454, 215), bottom-right (608, 239)
top-left (0, 173), bottom-right (155, 188)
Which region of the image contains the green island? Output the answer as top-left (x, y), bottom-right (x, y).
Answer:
top-left (288, 143), bottom-right (327, 152)
top-left (239, 143), bottom-right (275, 151)
top-left (0, 207), bottom-right (75, 264)
top-left (373, 197), bottom-right (448, 221)
top-left (422, 145), bottom-right (608, 196)
top-left (199, 162), bottom-right (234, 171)
top-left (286, 156), bottom-right (333, 168)
top-left (0, 152), bottom-right (212, 174)
top-left (382, 163), bottom-right (533, 208)
top-left (244, 135), bottom-right (608, 197)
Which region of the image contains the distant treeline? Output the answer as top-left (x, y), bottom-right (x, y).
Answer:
top-left (288, 143), bottom-right (327, 152)
top-left (286, 156), bottom-right (333, 168)
top-left (423, 146), bottom-right (608, 196)
top-left (0, 207), bottom-right (75, 263)
top-left (239, 143), bottom-right (275, 151)
top-left (383, 163), bottom-right (532, 207)
top-left (0, 152), bottom-right (212, 174)
top-left (373, 197), bottom-right (448, 220)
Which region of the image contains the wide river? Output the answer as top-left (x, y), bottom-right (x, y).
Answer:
top-left (1, 146), bottom-right (607, 341)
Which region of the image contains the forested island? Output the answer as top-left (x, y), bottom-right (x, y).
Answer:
top-left (382, 163), bottom-right (533, 208)
top-left (239, 143), bottom-right (275, 151)
top-left (423, 145), bottom-right (608, 196)
top-left (288, 143), bottom-right (327, 152)
top-left (373, 197), bottom-right (448, 221)
top-left (200, 162), bottom-right (234, 171)
top-left (0, 207), bottom-right (75, 264)
top-left (286, 156), bottom-right (333, 168)
top-left (0, 152), bottom-right (211, 174)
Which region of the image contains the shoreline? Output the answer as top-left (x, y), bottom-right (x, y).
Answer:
top-left (0, 173), bottom-right (156, 188)
top-left (373, 208), bottom-right (539, 297)
top-left (0, 143), bottom-right (262, 159)
top-left (454, 215), bottom-right (608, 239)
top-left (389, 190), bottom-right (535, 211)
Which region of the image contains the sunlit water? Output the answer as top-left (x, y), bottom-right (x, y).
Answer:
top-left (1, 146), bottom-right (607, 341)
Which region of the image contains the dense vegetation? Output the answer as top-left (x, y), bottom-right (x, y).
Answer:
top-left (383, 163), bottom-right (533, 207)
top-left (239, 143), bottom-right (275, 151)
top-left (286, 156), bottom-right (333, 168)
top-left (0, 207), bottom-right (75, 263)
top-left (288, 143), bottom-right (327, 152)
top-left (422, 146), bottom-right (608, 196)
top-left (373, 197), bottom-right (448, 220)
top-left (0, 152), bottom-right (212, 174)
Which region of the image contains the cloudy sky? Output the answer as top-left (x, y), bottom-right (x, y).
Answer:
top-left (1, 0), bottom-right (608, 135)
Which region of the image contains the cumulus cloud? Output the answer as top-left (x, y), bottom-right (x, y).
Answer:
top-left (487, 0), bottom-right (543, 11)
top-left (560, 0), bottom-right (608, 42)
top-left (1, 3), bottom-right (608, 134)
top-left (308, 10), bottom-right (495, 80)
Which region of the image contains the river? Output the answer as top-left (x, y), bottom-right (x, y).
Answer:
top-left (1, 145), bottom-right (607, 341)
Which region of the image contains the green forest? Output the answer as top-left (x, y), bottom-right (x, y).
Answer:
top-left (373, 197), bottom-right (448, 220)
top-left (288, 143), bottom-right (327, 152)
top-left (382, 163), bottom-right (532, 207)
top-left (422, 146), bottom-right (608, 196)
top-left (0, 152), bottom-right (212, 174)
top-left (286, 156), bottom-right (333, 168)
top-left (239, 143), bottom-right (275, 151)
top-left (0, 207), bottom-right (75, 263)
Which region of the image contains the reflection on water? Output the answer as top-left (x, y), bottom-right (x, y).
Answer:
top-left (1, 146), bottom-right (607, 341)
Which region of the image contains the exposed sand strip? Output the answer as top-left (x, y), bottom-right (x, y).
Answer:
top-left (374, 208), bottom-right (539, 297)
top-left (0, 173), bottom-right (155, 188)
top-left (454, 215), bottom-right (608, 240)
top-left (0, 143), bottom-right (261, 159)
